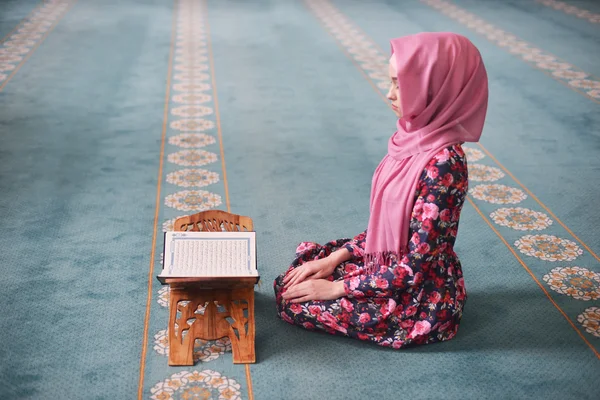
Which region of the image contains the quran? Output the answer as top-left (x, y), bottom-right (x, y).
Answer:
top-left (158, 231), bottom-right (258, 283)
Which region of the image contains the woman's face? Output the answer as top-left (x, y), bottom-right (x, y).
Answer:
top-left (387, 55), bottom-right (402, 118)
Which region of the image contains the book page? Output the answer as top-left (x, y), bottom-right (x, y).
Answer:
top-left (160, 231), bottom-right (257, 278)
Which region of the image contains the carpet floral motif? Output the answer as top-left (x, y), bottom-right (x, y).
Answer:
top-left (150, 370), bottom-right (241, 400)
top-left (170, 119), bottom-right (215, 132)
top-left (169, 133), bottom-right (216, 148)
top-left (469, 184), bottom-right (527, 204)
top-left (166, 169), bottom-right (220, 188)
top-left (0, 54), bottom-right (23, 63)
top-left (543, 267), bottom-right (600, 301)
top-left (0, 63), bottom-right (16, 72)
top-left (464, 147), bottom-right (485, 162)
top-left (165, 190), bottom-right (222, 212)
top-left (468, 164), bottom-right (505, 182)
top-left (174, 55), bottom-right (209, 64)
top-left (577, 307), bottom-right (600, 337)
top-left (490, 207), bottom-right (553, 231)
top-left (173, 72), bottom-right (210, 82)
top-left (167, 150), bottom-right (218, 167)
top-left (172, 93), bottom-right (212, 105)
top-left (175, 64), bottom-right (210, 72)
top-left (173, 82), bottom-right (211, 93)
top-left (514, 235), bottom-right (583, 262)
top-left (171, 105), bottom-right (214, 118)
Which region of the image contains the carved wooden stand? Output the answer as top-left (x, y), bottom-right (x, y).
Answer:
top-left (166, 280), bottom-right (256, 365)
top-left (163, 210), bottom-right (258, 366)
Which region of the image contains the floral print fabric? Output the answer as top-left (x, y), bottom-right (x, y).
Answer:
top-left (274, 145), bottom-right (469, 349)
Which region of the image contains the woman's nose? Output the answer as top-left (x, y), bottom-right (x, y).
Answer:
top-left (387, 87), bottom-right (395, 100)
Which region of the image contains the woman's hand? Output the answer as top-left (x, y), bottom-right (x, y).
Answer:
top-left (282, 280), bottom-right (346, 303)
top-left (283, 257), bottom-right (336, 289)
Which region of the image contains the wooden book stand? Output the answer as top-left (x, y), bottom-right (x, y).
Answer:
top-left (163, 210), bottom-right (257, 365)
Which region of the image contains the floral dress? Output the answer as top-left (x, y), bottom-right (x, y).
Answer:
top-left (274, 144), bottom-right (469, 349)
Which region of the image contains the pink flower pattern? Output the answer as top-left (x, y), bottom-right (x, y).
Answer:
top-left (274, 145), bottom-right (469, 348)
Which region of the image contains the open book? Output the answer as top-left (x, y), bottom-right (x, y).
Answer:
top-left (158, 231), bottom-right (258, 284)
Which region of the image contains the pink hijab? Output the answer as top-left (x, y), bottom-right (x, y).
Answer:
top-left (364, 32), bottom-right (488, 270)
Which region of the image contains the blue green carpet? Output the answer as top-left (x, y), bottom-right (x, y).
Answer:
top-left (0, 0), bottom-right (41, 40)
top-left (0, 0), bottom-right (598, 399)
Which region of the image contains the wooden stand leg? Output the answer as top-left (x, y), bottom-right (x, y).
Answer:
top-left (229, 288), bottom-right (256, 364)
top-left (166, 286), bottom-right (256, 366)
top-left (168, 287), bottom-right (195, 366)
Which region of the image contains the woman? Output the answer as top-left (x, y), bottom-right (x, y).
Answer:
top-left (274, 32), bottom-right (488, 348)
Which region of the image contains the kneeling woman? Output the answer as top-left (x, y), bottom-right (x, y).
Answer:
top-left (274, 32), bottom-right (488, 348)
